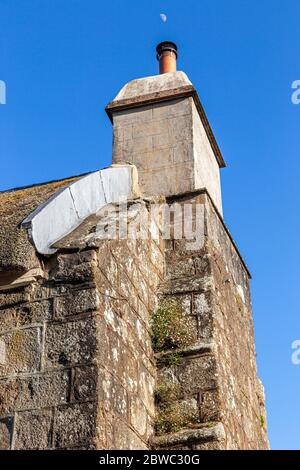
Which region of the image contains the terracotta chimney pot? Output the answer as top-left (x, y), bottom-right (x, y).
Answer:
top-left (156, 41), bottom-right (178, 74)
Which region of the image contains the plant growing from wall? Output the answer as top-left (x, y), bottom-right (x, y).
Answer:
top-left (157, 352), bottom-right (183, 367)
top-left (152, 297), bottom-right (198, 435)
top-left (151, 296), bottom-right (194, 353)
top-left (154, 381), bottom-right (200, 435)
top-left (260, 415), bottom-right (266, 430)
top-left (155, 381), bottom-right (181, 405)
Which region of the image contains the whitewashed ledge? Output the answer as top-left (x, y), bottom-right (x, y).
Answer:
top-left (22, 163), bottom-right (140, 255)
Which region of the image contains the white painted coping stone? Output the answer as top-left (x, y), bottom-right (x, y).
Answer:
top-left (22, 164), bottom-right (140, 255)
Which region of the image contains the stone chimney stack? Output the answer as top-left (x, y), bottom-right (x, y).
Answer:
top-left (0, 40), bottom-right (269, 452)
top-left (106, 43), bottom-right (226, 215)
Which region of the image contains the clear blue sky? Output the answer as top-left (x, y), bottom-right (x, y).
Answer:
top-left (0, 0), bottom-right (299, 450)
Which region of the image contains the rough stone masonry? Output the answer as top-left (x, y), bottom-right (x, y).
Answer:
top-left (0, 45), bottom-right (269, 450)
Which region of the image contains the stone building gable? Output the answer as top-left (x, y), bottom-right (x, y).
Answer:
top-left (0, 47), bottom-right (269, 450)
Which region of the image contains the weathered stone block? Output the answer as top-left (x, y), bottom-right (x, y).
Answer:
top-left (132, 148), bottom-right (173, 171)
top-left (177, 294), bottom-right (192, 316)
top-left (99, 252), bottom-right (119, 287)
top-left (152, 132), bottom-right (170, 150)
top-left (105, 329), bottom-right (130, 379)
top-left (179, 397), bottom-right (199, 420)
top-left (28, 284), bottom-right (66, 302)
top-left (138, 365), bottom-right (156, 418)
top-left (29, 300), bottom-right (53, 322)
top-left (125, 314), bottom-right (152, 362)
top-left (193, 293), bottom-right (213, 340)
top-left (113, 106), bottom-right (153, 125)
top-left (119, 276), bottom-right (138, 313)
top-left (53, 402), bottom-right (96, 448)
top-left (0, 308), bottom-right (19, 334)
top-left (50, 250), bottom-right (97, 282)
top-left (127, 430), bottom-right (148, 450)
top-left (194, 440), bottom-right (224, 450)
top-left (174, 355), bottom-right (218, 393)
top-left (115, 135), bottom-right (154, 159)
top-left (166, 258), bottom-right (195, 280)
top-left (0, 371), bottom-right (69, 414)
top-left (99, 369), bottom-right (128, 419)
top-left (149, 242), bottom-right (164, 271)
top-left (0, 417), bottom-right (13, 450)
top-left (200, 389), bottom-right (221, 422)
top-left (130, 396), bottom-right (148, 437)
top-left (167, 115), bottom-right (193, 142)
top-left (14, 409), bottom-right (52, 449)
top-left (0, 327), bottom-right (41, 376)
top-left (173, 141), bottom-right (193, 164)
top-left (193, 254), bottom-right (211, 276)
top-left (0, 289), bottom-right (28, 309)
top-left (193, 293), bottom-right (211, 315)
top-left (114, 124), bottom-right (133, 142)
top-left (0, 301), bottom-right (53, 330)
top-left (132, 119), bottom-right (164, 139)
top-left (110, 417), bottom-right (147, 450)
top-left (72, 365), bottom-right (98, 402)
top-left (152, 98), bottom-right (191, 120)
top-left (53, 289), bottom-right (100, 319)
top-left (132, 135), bottom-right (153, 154)
top-left (0, 339), bottom-right (4, 365)
top-left (160, 275), bottom-right (215, 295)
top-left (138, 298), bottom-right (151, 324)
top-left (44, 318), bottom-right (97, 368)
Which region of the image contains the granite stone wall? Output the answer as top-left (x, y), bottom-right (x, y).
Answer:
top-left (0, 203), bottom-right (165, 450)
top-left (0, 193), bottom-right (268, 450)
top-left (151, 192), bottom-right (269, 450)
